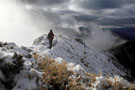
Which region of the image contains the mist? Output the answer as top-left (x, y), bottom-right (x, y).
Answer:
top-left (0, 0), bottom-right (125, 51)
top-left (0, 0), bottom-right (49, 46)
top-left (82, 23), bottom-right (125, 51)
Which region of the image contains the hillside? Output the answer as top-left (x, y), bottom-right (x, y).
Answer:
top-left (109, 41), bottom-right (135, 78)
top-left (32, 34), bottom-right (125, 76)
top-left (0, 35), bottom-right (134, 90)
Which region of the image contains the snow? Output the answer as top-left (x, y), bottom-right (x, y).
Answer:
top-left (93, 76), bottom-right (109, 90)
top-left (0, 50), bottom-right (14, 65)
top-left (12, 71), bottom-right (37, 90)
top-left (92, 76), bottom-right (131, 90)
top-left (66, 62), bottom-right (86, 78)
top-left (55, 57), bottom-right (64, 64)
top-left (109, 76), bottom-right (130, 88)
top-left (33, 34), bottom-right (125, 76)
top-left (24, 61), bottom-right (32, 69)
top-left (0, 34), bottom-right (133, 90)
top-left (0, 42), bottom-right (43, 90)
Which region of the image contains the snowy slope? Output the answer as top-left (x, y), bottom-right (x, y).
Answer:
top-left (0, 42), bottom-right (43, 90)
top-left (0, 35), bottom-right (133, 90)
top-left (32, 34), bottom-right (125, 76)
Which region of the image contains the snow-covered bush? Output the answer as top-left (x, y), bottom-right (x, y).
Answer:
top-left (0, 52), bottom-right (23, 89)
top-left (0, 46), bottom-right (44, 90)
top-left (92, 75), bottom-right (135, 90)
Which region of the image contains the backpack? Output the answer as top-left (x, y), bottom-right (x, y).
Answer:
top-left (47, 33), bottom-right (54, 40)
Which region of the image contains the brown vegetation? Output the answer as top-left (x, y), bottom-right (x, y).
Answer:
top-left (33, 54), bottom-right (135, 90)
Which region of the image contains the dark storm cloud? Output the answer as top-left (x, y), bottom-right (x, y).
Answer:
top-left (74, 14), bottom-right (135, 27)
top-left (71, 1), bottom-right (135, 27)
top-left (109, 6), bottom-right (135, 18)
top-left (74, 15), bottom-right (99, 22)
top-left (20, 0), bottom-right (135, 28)
top-left (78, 0), bottom-right (121, 10)
top-left (20, 0), bottom-right (69, 7)
top-left (19, 0), bottom-right (135, 9)
top-left (73, 0), bottom-right (135, 10)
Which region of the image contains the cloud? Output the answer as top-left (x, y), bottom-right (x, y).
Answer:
top-left (107, 5), bottom-right (135, 18)
top-left (19, 0), bottom-right (134, 50)
top-left (71, 0), bottom-right (135, 10)
top-left (78, 0), bottom-right (121, 10)
top-left (0, 0), bottom-right (50, 46)
top-left (71, 3), bottom-right (135, 27)
top-left (1, 0), bottom-right (134, 50)
top-left (74, 15), bottom-right (99, 22)
top-left (83, 23), bottom-right (123, 51)
top-left (20, 0), bottom-right (70, 7)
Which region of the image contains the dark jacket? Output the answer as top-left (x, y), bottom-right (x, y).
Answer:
top-left (47, 31), bottom-right (54, 40)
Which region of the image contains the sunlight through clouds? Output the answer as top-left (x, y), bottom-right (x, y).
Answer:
top-left (0, 0), bottom-right (49, 46)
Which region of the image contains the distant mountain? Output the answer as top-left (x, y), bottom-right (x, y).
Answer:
top-left (109, 41), bottom-right (135, 78)
top-left (111, 27), bottom-right (135, 41)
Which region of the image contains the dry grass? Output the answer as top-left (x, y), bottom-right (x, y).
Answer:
top-left (68, 78), bottom-right (85, 90)
top-left (32, 53), bottom-right (42, 61)
top-left (40, 57), bottom-right (72, 90)
top-left (128, 84), bottom-right (135, 90)
top-left (106, 76), bottom-right (135, 90)
top-left (33, 54), bottom-right (135, 90)
top-left (87, 73), bottom-right (135, 90)
top-left (107, 77), bottom-right (123, 90)
top-left (33, 54), bottom-right (85, 90)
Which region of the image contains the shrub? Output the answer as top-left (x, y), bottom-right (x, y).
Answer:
top-left (33, 55), bottom-right (86, 90)
top-left (33, 54), bottom-right (135, 90)
top-left (0, 53), bottom-right (24, 90)
top-left (40, 57), bottom-right (72, 90)
top-left (106, 76), bottom-right (135, 90)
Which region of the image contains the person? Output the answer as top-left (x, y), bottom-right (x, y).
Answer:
top-left (47, 29), bottom-right (54, 49)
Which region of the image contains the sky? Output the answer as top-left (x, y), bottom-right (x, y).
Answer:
top-left (20, 0), bottom-right (135, 28)
top-left (0, 0), bottom-right (134, 50)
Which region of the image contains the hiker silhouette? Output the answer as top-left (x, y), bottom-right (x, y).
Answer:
top-left (47, 29), bottom-right (54, 49)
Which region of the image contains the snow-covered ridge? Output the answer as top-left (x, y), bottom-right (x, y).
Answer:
top-left (0, 34), bottom-right (133, 90)
top-left (32, 34), bottom-right (125, 76)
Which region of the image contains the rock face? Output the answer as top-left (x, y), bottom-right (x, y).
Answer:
top-left (110, 41), bottom-right (135, 78)
top-left (32, 34), bottom-right (125, 76)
